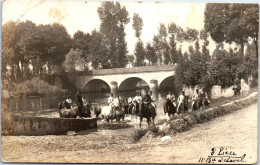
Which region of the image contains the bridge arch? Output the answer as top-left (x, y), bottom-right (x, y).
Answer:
top-left (158, 75), bottom-right (178, 95)
top-left (118, 77), bottom-right (150, 92)
top-left (84, 79), bottom-right (111, 93)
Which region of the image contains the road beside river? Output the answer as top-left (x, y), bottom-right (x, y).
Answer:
top-left (1, 103), bottom-right (258, 163)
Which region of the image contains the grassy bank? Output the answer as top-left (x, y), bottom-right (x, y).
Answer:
top-left (133, 90), bottom-right (258, 142)
top-left (2, 77), bottom-right (69, 98)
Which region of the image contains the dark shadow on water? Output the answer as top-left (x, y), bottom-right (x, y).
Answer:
top-left (77, 128), bottom-right (98, 135)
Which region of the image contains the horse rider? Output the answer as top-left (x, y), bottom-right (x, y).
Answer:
top-left (77, 90), bottom-right (83, 117)
top-left (140, 90), bottom-right (152, 126)
top-left (166, 91), bottom-right (172, 112)
top-left (133, 93), bottom-right (142, 114)
top-left (82, 96), bottom-right (87, 107)
top-left (177, 91), bottom-right (185, 114)
top-left (233, 77), bottom-right (241, 95)
top-left (86, 100), bottom-right (92, 110)
top-left (113, 95), bottom-right (121, 109)
top-left (150, 91), bottom-right (156, 109)
top-left (200, 88), bottom-right (210, 107)
top-left (64, 96), bottom-right (72, 109)
top-left (123, 97), bottom-right (129, 115)
top-left (108, 93), bottom-right (114, 107)
top-left (192, 89), bottom-right (199, 111)
top-left (128, 95), bottom-right (134, 114)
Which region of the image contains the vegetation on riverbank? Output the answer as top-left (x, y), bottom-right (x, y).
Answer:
top-left (2, 77), bottom-right (69, 98)
top-left (132, 90), bottom-right (258, 142)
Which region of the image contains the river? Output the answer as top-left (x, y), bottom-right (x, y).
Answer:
top-left (3, 89), bottom-right (169, 118)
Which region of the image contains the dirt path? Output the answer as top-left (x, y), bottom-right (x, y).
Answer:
top-left (1, 103), bottom-right (258, 163)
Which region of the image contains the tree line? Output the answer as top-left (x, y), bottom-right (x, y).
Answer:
top-left (2, 2), bottom-right (258, 90)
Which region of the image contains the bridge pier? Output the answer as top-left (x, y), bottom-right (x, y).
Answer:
top-left (150, 80), bottom-right (158, 99)
top-left (110, 81), bottom-right (118, 94)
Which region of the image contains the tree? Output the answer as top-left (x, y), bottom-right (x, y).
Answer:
top-left (62, 49), bottom-right (87, 72)
top-left (169, 35), bottom-right (178, 64)
top-left (19, 23), bottom-right (72, 76)
top-left (126, 54), bottom-right (135, 67)
top-left (168, 22), bottom-right (186, 42)
top-left (145, 43), bottom-right (157, 65)
top-left (185, 28), bottom-right (199, 42)
top-left (88, 30), bottom-right (107, 69)
top-left (2, 21), bottom-right (19, 79)
top-left (97, 2), bottom-right (130, 68)
top-left (72, 31), bottom-right (91, 70)
top-left (132, 13), bottom-right (143, 38)
top-left (73, 31), bottom-right (91, 54)
top-left (132, 13), bottom-right (145, 66)
top-left (204, 3), bottom-right (259, 57)
top-left (153, 24), bottom-right (169, 64)
top-left (134, 41), bottom-right (146, 66)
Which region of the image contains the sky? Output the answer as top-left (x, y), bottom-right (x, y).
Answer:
top-left (2, 0), bottom-right (220, 55)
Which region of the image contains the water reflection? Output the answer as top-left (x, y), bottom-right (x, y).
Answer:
top-left (4, 89), bottom-right (169, 116)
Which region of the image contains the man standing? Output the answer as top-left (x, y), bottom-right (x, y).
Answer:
top-left (177, 91), bottom-right (185, 114)
top-left (233, 77), bottom-right (241, 95)
top-left (150, 91), bottom-right (156, 109)
top-left (128, 95), bottom-right (133, 114)
top-left (166, 91), bottom-right (172, 112)
top-left (108, 93), bottom-right (114, 106)
top-left (133, 93), bottom-right (142, 114)
top-left (113, 95), bottom-right (120, 109)
top-left (192, 89), bottom-right (199, 111)
top-left (76, 90), bottom-right (83, 117)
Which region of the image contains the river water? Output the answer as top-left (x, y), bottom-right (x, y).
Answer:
top-left (4, 89), bottom-right (169, 118)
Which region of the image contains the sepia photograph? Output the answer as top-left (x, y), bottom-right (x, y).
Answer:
top-left (1, 0), bottom-right (259, 164)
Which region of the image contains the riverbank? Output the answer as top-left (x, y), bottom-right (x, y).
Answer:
top-left (1, 90), bottom-right (258, 163)
top-left (2, 77), bottom-right (69, 99)
top-left (1, 102), bottom-right (257, 163)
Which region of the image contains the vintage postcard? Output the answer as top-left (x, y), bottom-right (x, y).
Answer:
top-left (1, 0), bottom-right (258, 164)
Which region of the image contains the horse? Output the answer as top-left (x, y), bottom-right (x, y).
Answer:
top-left (113, 101), bottom-right (125, 122)
top-left (101, 106), bottom-right (113, 123)
top-left (128, 102), bottom-right (135, 115)
top-left (139, 102), bottom-right (157, 127)
top-left (163, 100), bottom-right (176, 117)
top-left (177, 96), bottom-right (189, 114)
top-left (81, 106), bottom-right (91, 118)
top-left (58, 102), bottom-right (78, 118)
top-left (92, 104), bottom-right (102, 118)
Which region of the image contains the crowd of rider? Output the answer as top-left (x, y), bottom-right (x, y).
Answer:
top-left (60, 90), bottom-right (92, 117)
top-left (107, 90), bottom-right (156, 117)
top-left (165, 88), bottom-right (210, 114)
top-left (61, 87), bottom-right (210, 117)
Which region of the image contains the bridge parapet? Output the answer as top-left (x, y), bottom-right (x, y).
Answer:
top-left (76, 65), bottom-right (176, 76)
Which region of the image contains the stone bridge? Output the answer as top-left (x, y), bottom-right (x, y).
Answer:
top-left (75, 65), bottom-right (176, 94)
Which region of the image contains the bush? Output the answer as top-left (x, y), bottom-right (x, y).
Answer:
top-left (2, 77), bottom-right (69, 98)
top-left (132, 129), bottom-right (148, 142)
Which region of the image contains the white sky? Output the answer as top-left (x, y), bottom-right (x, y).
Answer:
top-left (3, 0), bottom-right (223, 55)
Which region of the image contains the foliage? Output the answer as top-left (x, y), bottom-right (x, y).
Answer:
top-left (153, 24), bottom-right (170, 64)
top-left (72, 30), bottom-right (91, 58)
top-left (204, 3), bottom-right (259, 57)
top-left (132, 13), bottom-right (143, 38)
top-left (62, 49), bottom-right (88, 72)
top-left (134, 40), bottom-right (146, 66)
top-left (132, 13), bottom-right (145, 66)
top-left (97, 2), bottom-right (130, 68)
top-left (169, 35), bottom-right (178, 64)
top-left (145, 43), bottom-right (157, 65)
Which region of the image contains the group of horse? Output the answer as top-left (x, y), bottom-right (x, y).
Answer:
top-left (58, 101), bottom-right (102, 119)
top-left (57, 94), bottom-right (210, 127)
top-left (163, 95), bottom-right (210, 117)
top-left (58, 99), bottom-right (157, 127)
